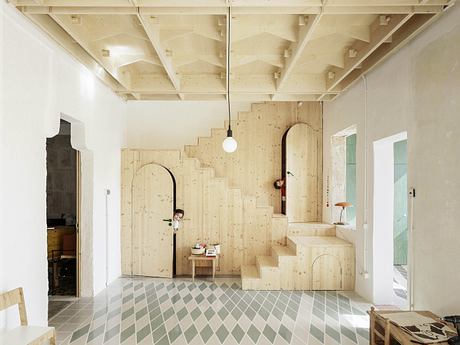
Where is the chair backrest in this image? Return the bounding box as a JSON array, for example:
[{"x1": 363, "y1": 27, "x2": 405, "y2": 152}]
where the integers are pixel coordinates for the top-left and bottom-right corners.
[{"x1": 0, "y1": 287, "x2": 28, "y2": 326}]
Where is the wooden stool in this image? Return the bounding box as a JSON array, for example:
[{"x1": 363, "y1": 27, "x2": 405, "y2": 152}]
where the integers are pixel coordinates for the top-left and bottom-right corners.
[{"x1": 188, "y1": 255, "x2": 219, "y2": 282}]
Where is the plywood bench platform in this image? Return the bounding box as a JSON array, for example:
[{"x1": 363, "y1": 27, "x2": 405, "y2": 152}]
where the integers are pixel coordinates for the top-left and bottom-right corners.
[{"x1": 242, "y1": 233, "x2": 355, "y2": 291}]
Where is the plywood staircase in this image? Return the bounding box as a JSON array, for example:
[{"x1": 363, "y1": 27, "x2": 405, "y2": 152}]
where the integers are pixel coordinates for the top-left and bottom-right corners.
[
  {"x1": 179, "y1": 155, "x2": 288, "y2": 274},
  {"x1": 178, "y1": 102, "x2": 354, "y2": 290},
  {"x1": 241, "y1": 223, "x2": 355, "y2": 291}
]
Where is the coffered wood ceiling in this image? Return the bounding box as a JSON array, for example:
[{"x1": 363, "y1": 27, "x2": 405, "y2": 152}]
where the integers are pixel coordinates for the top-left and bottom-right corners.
[{"x1": 12, "y1": 0, "x2": 455, "y2": 101}]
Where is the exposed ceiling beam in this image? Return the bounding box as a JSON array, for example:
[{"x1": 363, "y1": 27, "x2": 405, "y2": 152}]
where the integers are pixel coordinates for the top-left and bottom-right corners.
[
  {"x1": 137, "y1": 14, "x2": 184, "y2": 100},
  {"x1": 16, "y1": 0, "x2": 451, "y2": 7},
  {"x1": 49, "y1": 13, "x2": 135, "y2": 94},
  {"x1": 324, "y1": 12, "x2": 415, "y2": 93},
  {"x1": 19, "y1": 4, "x2": 447, "y2": 15},
  {"x1": 126, "y1": 74, "x2": 331, "y2": 94},
  {"x1": 24, "y1": 13, "x2": 129, "y2": 100},
  {"x1": 339, "y1": 13, "x2": 438, "y2": 91},
  {"x1": 317, "y1": 10, "x2": 443, "y2": 101},
  {"x1": 272, "y1": 13, "x2": 322, "y2": 100}
]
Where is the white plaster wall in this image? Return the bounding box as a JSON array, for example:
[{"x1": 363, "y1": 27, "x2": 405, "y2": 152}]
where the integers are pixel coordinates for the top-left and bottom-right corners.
[
  {"x1": 323, "y1": 4, "x2": 460, "y2": 315},
  {"x1": 125, "y1": 101, "x2": 251, "y2": 149},
  {"x1": 0, "y1": 3, "x2": 124, "y2": 327}
]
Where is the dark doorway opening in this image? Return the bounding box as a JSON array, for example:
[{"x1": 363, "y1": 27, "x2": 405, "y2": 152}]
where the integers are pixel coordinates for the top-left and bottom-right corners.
[{"x1": 46, "y1": 119, "x2": 79, "y2": 319}]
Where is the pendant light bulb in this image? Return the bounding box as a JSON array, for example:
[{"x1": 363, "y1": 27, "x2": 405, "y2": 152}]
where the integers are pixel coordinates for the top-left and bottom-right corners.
[{"x1": 223, "y1": 128, "x2": 237, "y2": 153}]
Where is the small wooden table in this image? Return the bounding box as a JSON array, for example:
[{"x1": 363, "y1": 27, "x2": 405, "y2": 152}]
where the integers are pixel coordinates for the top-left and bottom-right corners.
[
  {"x1": 369, "y1": 307, "x2": 456, "y2": 345},
  {"x1": 188, "y1": 255, "x2": 219, "y2": 282}
]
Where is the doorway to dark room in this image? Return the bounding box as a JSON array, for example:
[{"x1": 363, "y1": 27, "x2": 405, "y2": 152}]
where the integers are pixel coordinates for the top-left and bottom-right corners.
[{"x1": 46, "y1": 119, "x2": 80, "y2": 319}]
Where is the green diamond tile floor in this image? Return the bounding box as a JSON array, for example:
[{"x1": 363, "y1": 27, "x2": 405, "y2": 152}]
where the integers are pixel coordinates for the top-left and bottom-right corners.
[{"x1": 49, "y1": 277, "x2": 371, "y2": 345}]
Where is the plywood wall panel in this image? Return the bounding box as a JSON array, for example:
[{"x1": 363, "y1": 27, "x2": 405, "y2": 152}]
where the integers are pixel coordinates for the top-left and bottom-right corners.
[
  {"x1": 185, "y1": 102, "x2": 322, "y2": 215},
  {"x1": 122, "y1": 149, "x2": 275, "y2": 276},
  {"x1": 122, "y1": 101, "x2": 323, "y2": 277}
]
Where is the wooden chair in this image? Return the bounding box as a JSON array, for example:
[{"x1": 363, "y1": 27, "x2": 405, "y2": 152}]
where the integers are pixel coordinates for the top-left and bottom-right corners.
[
  {"x1": 370, "y1": 306, "x2": 391, "y2": 345},
  {"x1": 0, "y1": 287, "x2": 56, "y2": 345}
]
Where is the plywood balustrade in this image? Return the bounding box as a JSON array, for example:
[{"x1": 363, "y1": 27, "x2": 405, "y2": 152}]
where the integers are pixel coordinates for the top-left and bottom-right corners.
[
  {"x1": 121, "y1": 150, "x2": 280, "y2": 276},
  {"x1": 186, "y1": 101, "x2": 323, "y2": 216}
]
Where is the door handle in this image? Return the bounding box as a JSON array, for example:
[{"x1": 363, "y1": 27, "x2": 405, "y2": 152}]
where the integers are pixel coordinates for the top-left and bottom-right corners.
[{"x1": 162, "y1": 219, "x2": 172, "y2": 226}]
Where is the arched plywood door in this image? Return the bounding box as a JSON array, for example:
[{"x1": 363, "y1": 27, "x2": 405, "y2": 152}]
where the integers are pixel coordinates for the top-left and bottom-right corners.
[
  {"x1": 285, "y1": 123, "x2": 319, "y2": 222},
  {"x1": 312, "y1": 254, "x2": 343, "y2": 290},
  {"x1": 132, "y1": 164, "x2": 174, "y2": 278}
]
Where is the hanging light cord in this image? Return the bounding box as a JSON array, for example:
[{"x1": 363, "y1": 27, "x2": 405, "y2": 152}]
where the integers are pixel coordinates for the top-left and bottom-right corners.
[{"x1": 227, "y1": 6, "x2": 232, "y2": 134}]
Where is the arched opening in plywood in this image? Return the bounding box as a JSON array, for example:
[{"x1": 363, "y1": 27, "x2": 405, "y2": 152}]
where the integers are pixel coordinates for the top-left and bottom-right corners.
[
  {"x1": 130, "y1": 163, "x2": 175, "y2": 278},
  {"x1": 284, "y1": 123, "x2": 320, "y2": 222},
  {"x1": 311, "y1": 254, "x2": 343, "y2": 290}
]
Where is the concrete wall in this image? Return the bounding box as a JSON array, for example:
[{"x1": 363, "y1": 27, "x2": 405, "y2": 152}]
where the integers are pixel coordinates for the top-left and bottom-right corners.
[
  {"x1": 323, "y1": 4, "x2": 460, "y2": 315},
  {"x1": 125, "y1": 101, "x2": 251, "y2": 150},
  {"x1": 0, "y1": 3, "x2": 124, "y2": 328}
]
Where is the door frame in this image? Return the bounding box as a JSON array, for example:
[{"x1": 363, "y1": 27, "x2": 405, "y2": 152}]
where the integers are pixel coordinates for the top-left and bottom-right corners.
[{"x1": 76, "y1": 151, "x2": 81, "y2": 297}]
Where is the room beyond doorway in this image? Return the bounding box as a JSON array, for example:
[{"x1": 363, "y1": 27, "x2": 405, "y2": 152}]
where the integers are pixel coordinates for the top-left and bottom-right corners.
[
  {"x1": 373, "y1": 132, "x2": 409, "y2": 309},
  {"x1": 393, "y1": 139, "x2": 408, "y2": 308},
  {"x1": 46, "y1": 119, "x2": 80, "y2": 318}
]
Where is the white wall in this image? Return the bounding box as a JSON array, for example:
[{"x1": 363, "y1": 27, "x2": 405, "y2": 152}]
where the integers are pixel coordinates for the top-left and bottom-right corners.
[
  {"x1": 0, "y1": 2, "x2": 124, "y2": 327},
  {"x1": 323, "y1": 4, "x2": 460, "y2": 315},
  {"x1": 125, "y1": 101, "x2": 251, "y2": 149}
]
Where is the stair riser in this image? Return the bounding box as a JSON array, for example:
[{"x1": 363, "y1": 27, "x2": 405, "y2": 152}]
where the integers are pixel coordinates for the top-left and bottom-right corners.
[
  {"x1": 287, "y1": 237, "x2": 297, "y2": 253},
  {"x1": 274, "y1": 255, "x2": 296, "y2": 268}
]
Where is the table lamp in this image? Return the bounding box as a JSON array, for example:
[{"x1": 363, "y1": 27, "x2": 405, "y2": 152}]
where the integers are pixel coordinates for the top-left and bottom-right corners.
[{"x1": 334, "y1": 202, "x2": 353, "y2": 225}]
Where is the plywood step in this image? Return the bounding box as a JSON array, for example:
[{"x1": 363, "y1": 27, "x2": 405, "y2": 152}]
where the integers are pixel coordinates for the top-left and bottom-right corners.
[
  {"x1": 271, "y1": 245, "x2": 296, "y2": 267},
  {"x1": 272, "y1": 245, "x2": 296, "y2": 257},
  {"x1": 288, "y1": 222, "x2": 336, "y2": 237},
  {"x1": 241, "y1": 264, "x2": 281, "y2": 290},
  {"x1": 288, "y1": 235, "x2": 353, "y2": 249},
  {"x1": 272, "y1": 213, "x2": 288, "y2": 218},
  {"x1": 256, "y1": 255, "x2": 278, "y2": 273},
  {"x1": 241, "y1": 265, "x2": 259, "y2": 279}
]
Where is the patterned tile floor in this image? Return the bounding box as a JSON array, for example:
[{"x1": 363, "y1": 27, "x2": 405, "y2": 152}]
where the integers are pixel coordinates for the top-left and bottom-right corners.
[{"x1": 49, "y1": 277, "x2": 372, "y2": 345}]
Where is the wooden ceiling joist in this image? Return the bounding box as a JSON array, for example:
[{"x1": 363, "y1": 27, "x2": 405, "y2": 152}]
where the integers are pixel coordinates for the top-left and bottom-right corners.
[
  {"x1": 339, "y1": 13, "x2": 437, "y2": 91},
  {"x1": 324, "y1": 12, "x2": 415, "y2": 92},
  {"x1": 25, "y1": 13, "x2": 125, "y2": 93},
  {"x1": 137, "y1": 14, "x2": 184, "y2": 99},
  {"x1": 273, "y1": 13, "x2": 322, "y2": 98},
  {"x1": 14, "y1": 0, "x2": 453, "y2": 101},
  {"x1": 20, "y1": 4, "x2": 447, "y2": 15}
]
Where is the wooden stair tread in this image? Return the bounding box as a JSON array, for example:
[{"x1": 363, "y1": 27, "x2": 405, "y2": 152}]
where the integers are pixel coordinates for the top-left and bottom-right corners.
[
  {"x1": 272, "y1": 213, "x2": 288, "y2": 218},
  {"x1": 256, "y1": 255, "x2": 277, "y2": 268},
  {"x1": 241, "y1": 265, "x2": 260, "y2": 279},
  {"x1": 288, "y1": 235, "x2": 353, "y2": 247},
  {"x1": 272, "y1": 245, "x2": 296, "y2": 256},
  {"x1": 288, "y1": 222, "x2": 335, "y2": 228}
]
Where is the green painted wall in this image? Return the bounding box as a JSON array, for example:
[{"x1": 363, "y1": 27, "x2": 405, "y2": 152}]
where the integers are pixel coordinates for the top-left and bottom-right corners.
[
  {"x1": 394, "y1": 140, "x2": 408, "y2": 265},
  {"x1": 346, "y1": 134, "x2": 357, "y2": 226}
]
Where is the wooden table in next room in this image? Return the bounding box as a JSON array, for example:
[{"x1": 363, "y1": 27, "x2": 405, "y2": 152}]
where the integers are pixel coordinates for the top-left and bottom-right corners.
[{"x1": 188, "y1": 255, "x2": 219, "y2": 282}]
